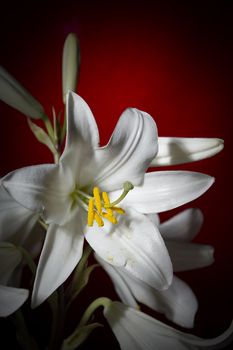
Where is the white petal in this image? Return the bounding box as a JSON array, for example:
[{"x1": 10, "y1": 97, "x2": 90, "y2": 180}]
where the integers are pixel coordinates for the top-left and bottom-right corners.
[
  {"x1": 146, "y1": 213, "x2": 160, "y2": 226},
  {"x1": 65, "y1": 92, "x2": 99, "y2": 148},
  {"x1": 124, "y1": 274, "x2": 198, "y2": 328},
  {"x1": 150, "y1": 137, "x2": 224, "y2": 166},
  {"x1": 0, "y1": 243, "x2": 22, "y2": 284},
  {"x1": 116, "y1": 171, "x2": 214, "y2": 213},
  {"x1": 166, "y1": 241, "x2": 214, "y2": 272},
  {"x1": 160, "y1": 208, "x2": 203, "y2": 241},
  {"x1": 95, "y1": 254, "x2": 138, "y2": 309},
  {"x1": 85, "y1": 208, "x2": 172, "y2": 291},
  {"x1": 60, "y1": 92, "x2": 100, "y2": 187},
  {"x1": 97, "y1": 254, "x2": 197, "y2": 328},
  {"x1": 32, "y1": 209, "x2": 85, "y2": 307},
  {"x1": 93, "y1": 108, "x2": 158, "y2": 191},
  {"x1": 2, "y1": 164, "x2": 73, "y2": 225},
  {"x1": 0, "y1": 186, "x2": 39, "y2": 245},
  {"x1": 104, "y1": 302, "x2": 233, "y2": 350},
  {"x1": 62, "y1": 34, "x2": 80, "y2": 103},
  {"x1": 0, "y1": 66, "x2": 44, "y2": 119},
  {"x1": 0, "y1": 285, "x2": 29, "y2": 317}
]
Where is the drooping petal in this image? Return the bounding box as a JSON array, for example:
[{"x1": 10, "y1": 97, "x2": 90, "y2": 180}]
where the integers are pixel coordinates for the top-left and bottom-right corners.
[
  {"x1": 93, "y1": 107, "x2": 158, "y2": 191},
  {"x1": 85, "y1": 208, "x2": 172, "y2": 291},
  {"x1": 97, "y1": 255, "x2": 197, "y2": 328},
  {"x1": 104, "y1": 301, "x2": 233, "y2": 350},
  {"x1": 128, "y1": 274, "x2": 198, "y2": 328},
  {"x1": 114, "y1": 171, "x2": 214, "y2": 213},
  {"x1": 150, "y1": 137, "x2": 224, "y2": 166},
  {"x1": 62, "y1": 34, "x2": 80, "y2": 103},
  {"x1": 0, "y1": 285, "x2": 29, "y2": 317},
  {"x1": 159, "y1": 208, "x2": 203, "y2": 241},
  {"x1": 166, "y1": 241, "x2": 214, "y2": 272},
  {"x1": 31, "y1": 208, "x2": 85, "y2": 307},
  {"x1": 0, "y1": 186, "x2": 39, "y2": 245},
  {"x1": 0, "y1": 66, "x2": 45, "y2": 119},
  {"x1": 2, "y1": 164, "x2": 73, "y2": 225},
  {"x1": 0, "y1": 243, "x2": 22, "y2": 284},
  {"x1": 95, "y1": 254, "x2": 138, "y2": 309}
]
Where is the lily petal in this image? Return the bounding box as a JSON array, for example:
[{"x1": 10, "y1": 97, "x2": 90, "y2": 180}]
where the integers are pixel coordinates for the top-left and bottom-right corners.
[
  {"x1": 115, "y1": 171, "x2": 214, "y2": 213},
  {"x1": 97, "y1": 255, "x2": 197, "y2": 328},
  {"x1": 0, "y1": 186, "x2": 39, "y2": 245},
  {"x1": 60, "y1": 92, "x2": 100, "y2": 187},
  {"x1": 93, "y1": 108, "x2": 158, "y2": 191},
  {"x1": 126, "y1": 274, "x2": 198, "y2": 328},
  {"x1": 85, "y1": 208, "x2": 172, "y2": 291},
  {"x1": 145, "y1": 213, "x2": 160, "y2": 227},
  {"x1": 95, "y1": 254, "x2": 138, "y2": 309},
  {"x1": 150, "y1": 137, "x2": 224, "y2": 166},
  {"x1": 0, "y1": 285, "x2": 29, "y2": 317},
  {"x1": 104, "y1": 301, "x2": 233, "y2": 350},
  {"x1": 166, "y1": 241, "x2": 214, "y2": 272},
  {"x1": 160, "y1": 208, "x2": 203, "y2": 241},
  {"x1": 0, "y1": 66, "x2": 44, "y2": 119},
  {"x1": 2, "y1": 164, "x2": 74, "y2": 225},
  {"x1": 31, "y1": 209, "x2": 85, "y2": 307}
]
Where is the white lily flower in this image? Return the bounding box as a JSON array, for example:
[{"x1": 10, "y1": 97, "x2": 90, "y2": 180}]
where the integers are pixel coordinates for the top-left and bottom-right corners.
[
  {"x1": 104, "y1": 301, "x2": 233, "y2": 350},
  {"x1": 0, "y1": 243, "x2": 29, "y2": 317},
  {"x1": 62, "y1": 33, "x2": 80, "y2": 103},
  {"x1": 2, "y1": 92, "x2": 214, "y2": 307},
  {"x1": 0, "y1": 66, "x2": 45, "y2": 119},
  {"x1": 96, "y1": 208, "x2": 214, "y2": 328},
  {"x1": 150, "y1": 137, "x2": 224, "y2": 166}
]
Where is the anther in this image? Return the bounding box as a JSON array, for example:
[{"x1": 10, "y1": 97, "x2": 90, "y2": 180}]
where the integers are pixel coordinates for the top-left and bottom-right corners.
[
  {"x1": 87, "y1": 198, "x2": 94, "y2": 226},
  {"x1": 94, "y1": 212, "x2": 104, "y2": 227},
  {"x1": 93, "y1": 187, "x2": 102, "y2": 214}
]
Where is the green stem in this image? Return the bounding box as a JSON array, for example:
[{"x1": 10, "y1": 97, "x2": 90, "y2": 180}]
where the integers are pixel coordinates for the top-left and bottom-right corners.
[
  {"x1": 17, "y1": 246, "x2": 36, "y2": 276},
  {"x1": 65, "y1": 246, "x2": 93, "y2": 311},
  {"x1": 53, "y1": 150, "x2": 60, "y2": 164},
  {"x1": 48, "y1": 287, "x2": 65, "y2": 350},
  {"x1": 12, "y1": 310, "x2": 39, "y2": 350},
  {"x1": 78, "y1": 297, "x2": 111, "y2": 328}
]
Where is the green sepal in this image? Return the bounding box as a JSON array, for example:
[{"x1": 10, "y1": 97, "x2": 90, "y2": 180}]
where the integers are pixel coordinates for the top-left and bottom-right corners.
[{"x1": 61, "y1": 323, "x2": 103, "y2": 350}]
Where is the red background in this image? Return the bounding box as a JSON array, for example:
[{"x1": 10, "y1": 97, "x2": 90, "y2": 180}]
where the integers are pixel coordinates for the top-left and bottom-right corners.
[{"x1": 0, "y1": 1, "x2": 233, "y2": 348}]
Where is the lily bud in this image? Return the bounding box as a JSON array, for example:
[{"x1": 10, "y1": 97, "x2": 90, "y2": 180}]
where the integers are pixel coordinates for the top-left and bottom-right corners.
[
  {"x1": 62, "y1": 33, "x2": 80, "y2": 103},
  {"x1": 0, "y1": 66, "x2": 45, "y2": 119}
]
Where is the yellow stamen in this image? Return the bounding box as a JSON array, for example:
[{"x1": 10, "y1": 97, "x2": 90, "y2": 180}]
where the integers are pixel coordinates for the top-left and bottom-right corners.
[
  {"x1": 93, "y1": 187, "x2": 102, "y2": 214},
  {"x1": 111, "y1": 207, "x2": 125, "y2": 215},
  {"x1": 102, "y1": 192, "x2": 113, "y2": 216},
  {"x1": 87, "y1": 182, "x2": 133, "y2": 227},
  {"x1": 87, "y1": 198, "x2": 94, "y2": 226},
  {"x1": 94, "y1": 212, "x2": 104, "y2": 227},
  {"x1": 103, "y1": 213, "x2": 117, "y2": 224}
]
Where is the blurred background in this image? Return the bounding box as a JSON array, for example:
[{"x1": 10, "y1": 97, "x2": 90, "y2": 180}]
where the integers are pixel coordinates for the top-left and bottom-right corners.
[{"x1": 0, "y1": 1, "x2": 232, "y2": 348}]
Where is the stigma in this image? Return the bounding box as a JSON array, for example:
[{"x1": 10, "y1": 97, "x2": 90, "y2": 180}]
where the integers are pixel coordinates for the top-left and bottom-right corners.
[{"x1": 87, "y1": 182, "x2": 134, "y2": 227}]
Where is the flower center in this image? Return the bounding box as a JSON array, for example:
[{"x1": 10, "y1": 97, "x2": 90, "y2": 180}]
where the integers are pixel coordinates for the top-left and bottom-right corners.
[{"x1": 70, "y1": 182, "x2": 134, "y2": 227}]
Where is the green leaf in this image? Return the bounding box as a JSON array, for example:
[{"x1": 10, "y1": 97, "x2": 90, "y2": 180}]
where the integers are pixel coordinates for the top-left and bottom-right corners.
[
  {"x1": 27, "y1": 118, "x2": 56, "y2": 154},
  {"x1": 0, "y1": 66, "x2": 45, "y2": 119},
  {"x1": 62, "y1": 323, "x2": 103, "y2": 350}
]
